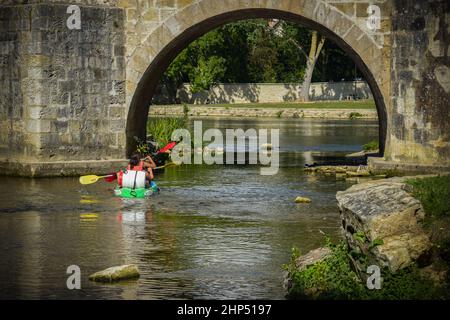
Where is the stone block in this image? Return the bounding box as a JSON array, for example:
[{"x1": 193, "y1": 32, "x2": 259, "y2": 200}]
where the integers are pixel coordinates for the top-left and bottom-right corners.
[
  {"x1": 337, "y1": 178, "x2": 432, "y2": 272},
  {"x1": 51, "y1": 92, "x2": 69, "y2": 105},
  {"x1": 113, "y1": 45, "x2": 125, "y2": 56},
  {"x1": 26, "y1": 119, "x2": 51, "y2": 133},
  {"x1": 118, "y1": 0, "x2": 137, "y2": 8},
  {"x1": 177, "y1": 0, "x2": 195, "y2": 8},
  {"x1": 180, "y1": 2, "x2": 207, "y2": 25},
  {"x1": 142, "y1": 8, "x2": 159, "y2": 22},
  {"x1": 331, "y1": 2, "x2": 355, "y2": 17},
  {"x1": 52, "y1": 120, "x2": 69, "y2": 134},
  {"x1": 155, "y1": 0, "x2": 176, "y2": 8},
  {"x1": 108, "y1": 105, "x2": 125, "y2": 119},
  {"x1": 28, "y1": 106, "x2": 58, "y2": 120},
  {"x1": 164, "y1": 15, "x2": 185, "y2": 36},
  {"x1": 109, "y1": 119, "x2": 125, "y2": 132}
]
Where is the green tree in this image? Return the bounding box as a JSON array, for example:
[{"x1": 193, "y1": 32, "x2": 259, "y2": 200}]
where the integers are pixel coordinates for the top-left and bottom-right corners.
[
  {"x1": 156, "y1": 18, "x2": 363, "y2": 103},
  {"x1": 247, "y1": 25, "x2": 278, "y2": 82},
  {"x1": 189, "y1": 56, "x2": 227, "y2": 93},
  {"x1": 269, "y1": 20, "x2": 325, "y2": 101}
]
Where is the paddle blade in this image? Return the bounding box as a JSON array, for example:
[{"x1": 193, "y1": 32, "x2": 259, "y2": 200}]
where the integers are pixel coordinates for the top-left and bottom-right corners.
[
  {"x1": 79, "y1": 175, "x2": 100, "y2": 185},
  {"x1": 157, "y1": 141, "x2": 177, "y2": 154}
]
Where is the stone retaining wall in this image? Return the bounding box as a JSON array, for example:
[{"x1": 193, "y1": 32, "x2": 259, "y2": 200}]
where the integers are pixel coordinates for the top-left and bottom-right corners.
[
  {"x1": 154, "y1": 81, "x2": 373, "y2": 104},
  {"x1": 149, "y1": 105, "x2": 378, "y2": 119}
]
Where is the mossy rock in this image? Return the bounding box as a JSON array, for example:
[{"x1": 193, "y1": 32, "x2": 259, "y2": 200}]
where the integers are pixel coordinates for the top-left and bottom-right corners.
[
  {"x1": 295, "y1": 196, "x2": 311, "y2": 203},
  {"x1": 89, "y1": 264, "x2": 140, "y2": 283}
]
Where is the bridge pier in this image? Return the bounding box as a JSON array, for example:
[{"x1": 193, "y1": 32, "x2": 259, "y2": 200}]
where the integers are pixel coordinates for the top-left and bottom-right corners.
[
  {"x1": 0, "y1": 0, "x2": 448, "y2": 177},
  {"x1": 0, "y1": 3, "x2": 127, "y2": 176}
]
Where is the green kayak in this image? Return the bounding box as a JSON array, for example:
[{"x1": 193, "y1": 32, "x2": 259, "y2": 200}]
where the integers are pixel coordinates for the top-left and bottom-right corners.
[{"x1": 114, "y1": 181, "x2": 159, "y2": 199}]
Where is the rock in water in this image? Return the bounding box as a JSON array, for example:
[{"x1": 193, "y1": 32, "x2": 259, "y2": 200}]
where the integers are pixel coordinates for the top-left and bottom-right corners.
[
  {"x1": 336, "y1": 178, "x2": 432, "y2": 273},
  {"x1": 295, "y1": 196, "x2": 311, "y2": 203},
  {"x1": 89, "y1": 264, "x2": 140, "y2": 282}
]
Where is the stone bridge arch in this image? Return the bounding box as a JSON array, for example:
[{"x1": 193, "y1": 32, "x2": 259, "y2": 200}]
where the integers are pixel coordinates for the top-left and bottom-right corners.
[
  {"x1": 0, "y1": 0, "x2": 448, "y2": 176},
  {"x1": 124, "y1": 0, "x2": 391, "y2": 157}
]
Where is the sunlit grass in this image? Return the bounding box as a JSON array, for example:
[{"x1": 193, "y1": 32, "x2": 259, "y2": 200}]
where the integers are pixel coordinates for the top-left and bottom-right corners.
[{"x1": 406, "y1": 175, "x2": 450, "y2": 218}]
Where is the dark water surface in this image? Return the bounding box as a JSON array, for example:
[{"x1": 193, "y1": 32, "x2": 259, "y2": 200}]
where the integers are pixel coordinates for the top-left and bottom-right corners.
[{"x1": 0, "y1": 118, "x2": 378, "y2": 299}]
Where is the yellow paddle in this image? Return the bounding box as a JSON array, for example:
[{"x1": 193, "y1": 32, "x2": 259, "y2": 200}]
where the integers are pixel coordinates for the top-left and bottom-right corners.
[
  {"x1": 155, "y1": 162, "x2": 179, "y2": 170},
  {"x1": 79, "y1": 174, "x2": 115, "y2": 185}
]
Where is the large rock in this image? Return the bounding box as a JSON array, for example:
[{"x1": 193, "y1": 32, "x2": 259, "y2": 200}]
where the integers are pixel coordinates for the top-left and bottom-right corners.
[
  {"x1": 336, "y1": 178, "x2": 432, "y2": 273},
  {"x1": 283, "y1": 247, "x2": 331, "y2": 293},
  {"x1": 294, "y1": 247, "x2": 332, "y2": 271},
  {"x1": 89, "y1": 264, "x2": 140, "y2": 283}
]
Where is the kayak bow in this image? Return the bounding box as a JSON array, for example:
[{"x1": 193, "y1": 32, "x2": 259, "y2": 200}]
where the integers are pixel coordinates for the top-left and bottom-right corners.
[{"x1": 114, "y1": 181, "x2": 159, "y2": 199}]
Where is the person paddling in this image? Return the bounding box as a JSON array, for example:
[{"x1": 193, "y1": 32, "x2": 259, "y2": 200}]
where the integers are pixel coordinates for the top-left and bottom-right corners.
[
  {"x1": 128, "y1": 153, "x2": 154, "y2": 187},
  {"x1": 142, "y1": 154, "x2": 157, "y2": 170}
]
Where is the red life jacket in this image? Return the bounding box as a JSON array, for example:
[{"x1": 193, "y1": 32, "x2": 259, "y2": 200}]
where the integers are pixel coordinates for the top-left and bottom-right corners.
[
  {"x1": 127, "y1": 160, "x2": 144, "y2": 171},
  {"x1": 117, "y1": 171, "x2": 123, "y2": 187},
  {"x1": 118, "y1": 161, "x2": 145, "y2": 188}
]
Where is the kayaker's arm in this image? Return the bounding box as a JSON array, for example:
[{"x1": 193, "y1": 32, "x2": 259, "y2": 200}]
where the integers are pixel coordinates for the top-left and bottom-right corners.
[
  {"x1": 143, "y1": 155, "x2": 157, "y2": 169},
  {"x1": 146, "y1": 167, "x2": 154, "y2": 181}
]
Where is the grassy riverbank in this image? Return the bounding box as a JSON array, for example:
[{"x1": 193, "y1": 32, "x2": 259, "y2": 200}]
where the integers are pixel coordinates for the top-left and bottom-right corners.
[
  {"x1": 160, "y1": 100, "x2": 376, "y2": 109},
  {"x1": 406, "y1": 175, "x2": 450, "y2": 219},
  {"x1": 150, "y1": 100, "x2": 378, "y2": 119}
]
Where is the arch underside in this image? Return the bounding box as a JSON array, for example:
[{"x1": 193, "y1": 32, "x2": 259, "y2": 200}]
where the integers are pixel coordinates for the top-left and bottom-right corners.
[{"x1": 126, "y1": 8, "x2": 388, "y2": 157}]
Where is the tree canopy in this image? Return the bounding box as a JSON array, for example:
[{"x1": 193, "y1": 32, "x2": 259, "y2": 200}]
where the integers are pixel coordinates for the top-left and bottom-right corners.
[{"x1": 154, "y1": 19, "x2": 363, "y2": 101}]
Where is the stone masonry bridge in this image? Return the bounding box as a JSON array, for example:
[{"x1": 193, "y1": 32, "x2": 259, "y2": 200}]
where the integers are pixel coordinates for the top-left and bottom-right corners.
[{"x1": 0, "y1": 0, "x2": 449, "y2": 176}]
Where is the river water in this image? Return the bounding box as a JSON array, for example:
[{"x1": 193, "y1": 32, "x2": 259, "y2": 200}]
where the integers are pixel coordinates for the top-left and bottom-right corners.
[{"x1": 0, "y1": 117, "x2": 378, "y2": 299}]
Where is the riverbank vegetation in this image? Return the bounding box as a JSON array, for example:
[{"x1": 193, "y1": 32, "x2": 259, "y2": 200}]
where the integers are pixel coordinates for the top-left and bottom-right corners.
[
  {"x1": 406, "y1": 175, "x2": 450, "y2": 279},
  {"x1": 349, "y1": 111, "x2": 363, "y2": 119},
  {"x1": 284, "y1": 239, "x2": 450, "y2": 300},
  {"x1": 362, "y1": 140, "x2": 379, "y2": 151},
  {"x1": 406, "y1": 175, "x2": 450, "y2": 219},
  {"x1": 146, "y1": 116, "x2": 188, "y2": 148}
]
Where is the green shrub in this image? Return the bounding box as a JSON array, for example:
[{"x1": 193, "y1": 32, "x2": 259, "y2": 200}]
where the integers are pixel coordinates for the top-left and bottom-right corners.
[
  {"x1": 368, "y1": 266, "x2": 448, "y2": 300},
  {"x1": 182, "y1": 104, "x2": 190, "y2": 117},
  {"x1": 362, "y1": 140, "x2": 379, "y2": 151},
  {"x1": 134, "y1": 136, "x2": 149, "y2": 155},
  {"x1": 405, "y1": 175, "x2": 450, "y2": 218},
  {"x1": 147, "y1": 117, "x2": 187, "y2": 148},
  {"x1": 349, "y1": 112, "x2": 363, "y2": 119},
  {"x1": 283, "y1": 241, "x2": 366, "y2": 299}
]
